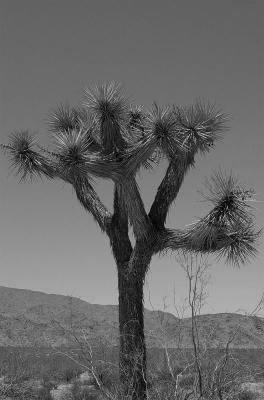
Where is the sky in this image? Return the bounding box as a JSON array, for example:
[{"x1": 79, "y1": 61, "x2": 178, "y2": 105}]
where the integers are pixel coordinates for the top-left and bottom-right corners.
[{"x1": 0, "y1": 0, "x2": 263, "y2": 317}]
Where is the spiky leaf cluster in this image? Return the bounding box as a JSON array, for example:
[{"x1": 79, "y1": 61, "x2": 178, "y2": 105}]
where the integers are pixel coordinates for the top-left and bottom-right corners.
[
  {"x1": 48, "y1": 105, "x2": 89, "y2": 133},
  {"x1": 175, "y1": 100, "x2": 227, "y2": 154},
  {"x1": 1, "y1": 131, "x2": 55, "y2": 181},
  {"x1": 182, "y1": 172, "x2": 261, "y2": 265},
  {"x1": 84, "y1": 82, "x2": 129, "y2": 154},
  {"x1": 52, "y1": 129, "x2": 94, "y2": 181},
  {"x1": 127, "y1": 106, "x2": 146, "y2": 135},
  {"x1": 122, "y1": 100, "x2": 227, "y2": 177},
  {"x1": 146, "y1": 104, "x2": 181, "y2": 159}
]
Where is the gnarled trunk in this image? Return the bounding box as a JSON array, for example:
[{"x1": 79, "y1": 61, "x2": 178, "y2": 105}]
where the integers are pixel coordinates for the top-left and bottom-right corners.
[{"x1": 118, "y1": 267, "x2": 147, "y2": 399}]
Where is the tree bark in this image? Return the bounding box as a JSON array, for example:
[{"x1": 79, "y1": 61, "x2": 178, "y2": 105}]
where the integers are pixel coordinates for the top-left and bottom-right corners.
[{"x1": 118, "y1": 266, "x2": 147, "y2": 400}]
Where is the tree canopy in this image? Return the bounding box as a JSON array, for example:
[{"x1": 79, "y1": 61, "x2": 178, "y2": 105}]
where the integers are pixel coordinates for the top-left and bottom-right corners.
[{"x1": 1, "y1": 82, "x2": 261, "y2": 266}]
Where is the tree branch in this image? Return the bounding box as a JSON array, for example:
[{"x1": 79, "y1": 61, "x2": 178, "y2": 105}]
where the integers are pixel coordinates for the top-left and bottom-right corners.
[
  {"x1": 148, "y1": 101, "x2": 226, "y2": 230},
  {"x1": 74, "y1": 177, "x2": 112, "y2": 232},
  {"x1": 158, "y1": 172, "x2": 261, "y2": 265},
  {"x1": 119, "y1": 177, "x2": 153, "y2": 241},
  {"x1": 159, "y1": 216, "x2": 260, "y2": 266},
  {"x1": 149, "y1": 155, "x2": 194, "y2": 229},
  {"x1": 1, "y1": 133, "x2": 58, "y2": 181},
  {"x1": 1, "y1": 132, "x2": 114, "y2": 233}
]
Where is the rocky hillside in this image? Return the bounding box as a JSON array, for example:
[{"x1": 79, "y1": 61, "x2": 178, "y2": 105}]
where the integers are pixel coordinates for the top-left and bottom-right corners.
[{"x1": 0, "y1": 286, "x2": 263, "y2": 348}]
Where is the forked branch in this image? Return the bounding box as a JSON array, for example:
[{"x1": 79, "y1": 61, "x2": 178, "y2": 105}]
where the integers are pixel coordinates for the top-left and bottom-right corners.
[{"x1": 148, "y1": 101, "x2": 227, "y2": 230}]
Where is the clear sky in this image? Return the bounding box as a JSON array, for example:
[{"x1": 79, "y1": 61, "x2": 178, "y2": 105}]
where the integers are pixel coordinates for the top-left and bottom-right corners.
[{"x1": 0, "y1": 0, "x2": 263, "y2": 316}]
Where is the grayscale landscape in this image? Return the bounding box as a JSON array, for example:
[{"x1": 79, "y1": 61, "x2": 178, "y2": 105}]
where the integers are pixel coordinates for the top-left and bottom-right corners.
[
  {"x1": 0, "y1": 286, "x2": 264, "y2": 349},
  {"x1": 1, "y1": 286, "x2": 264, "y2": 399},
  {"x1": 1, "y1": 0, "x2": 263, "y2": 399}
]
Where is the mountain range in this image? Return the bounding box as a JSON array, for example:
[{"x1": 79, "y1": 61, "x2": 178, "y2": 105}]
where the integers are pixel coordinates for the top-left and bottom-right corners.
[{"x1": 0, "y1": 286, "x2": 264, "y2": 349}]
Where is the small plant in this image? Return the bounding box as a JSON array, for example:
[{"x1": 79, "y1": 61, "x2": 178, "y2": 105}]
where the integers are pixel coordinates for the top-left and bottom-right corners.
[
  {"x1": 37, "y1": 386, "x2": 53, "y2": 400},
  {"x1": 94, "y1": 365, "x2": 119, "y2": 390},
  {"x1": 41, "y1": 374, "x2": 57, "y2": 391},
  {"x1": 239, "y1": 389, "x2": 258, "y2": 400},
  {"x1": 178, "y1": 373, "x2": 195, "y2": 389},
  {"x1": 0, "y1": 381, "x2": 36, "y2": 399},
  {"x1": 62, "y1": 367, "x2": 82, "y2": 383},
  {"x1": 71, "y1": 381, "x2": 98, "y2": 400}
]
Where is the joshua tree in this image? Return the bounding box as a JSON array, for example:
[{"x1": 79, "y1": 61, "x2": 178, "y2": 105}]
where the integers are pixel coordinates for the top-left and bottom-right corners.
[{"x1": 1, "y1": 83, "x2": 260, "y2": 399}]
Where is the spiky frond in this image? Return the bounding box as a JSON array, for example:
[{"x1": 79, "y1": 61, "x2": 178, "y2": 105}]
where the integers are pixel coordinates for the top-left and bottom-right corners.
[
  {"x1": 216, "y1": 221, "x2": 260, "y2": 265},
  {"x1": 162, "y1": 219, "x2": 260, "y2": 266},
  {"x1": 146, "y1": 103, "x2": 182, "y2": 160},
  {"x1": 48, "y1": 104, "x2": 90, "y2": 133},
  {"x1": 127, "y1": 106, "x2": 146, "y2": 135},
  {"x1": 126, "y1": 105, "x2": 164, "y2": 170},
  {"x1": 122, "y1": 102, "x2": 194, "y2": 176},
  {"x1": 84, "y1": 83, "x2": 129, "y2": 154},
  {"x1": 161, "y1": 172, "x2": 261, "y2": 265},
  {"x1": 174, "y1": 100, "x2": 227, "y2": 154},
  {"x1": 1, "y1": 131, "x2": 55, "y2": 181},
  {"x1": 121, "y1": 104, "x2": 178, "y2": 175},
  {"x1": 52, "y1": 129, "x2": 123, "y2": 182},
  {"x1": 84, "y1": 82, "x2": 128, "y2": 122},
  {"x1": 201, "y1": 171, "x2": 254, "y2": 226},
  {"x1": 53, "y1": 129, "x2": 94, "y2": 181}
]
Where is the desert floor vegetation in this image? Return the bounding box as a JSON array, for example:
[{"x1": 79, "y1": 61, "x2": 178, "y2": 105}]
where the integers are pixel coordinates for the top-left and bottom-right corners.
[
  {"x1": 0, "y1": 345, "x2": 264, "y2": 399},
  {"x1": 1, "y1": 257, "x2": 264, "y2": 399}
]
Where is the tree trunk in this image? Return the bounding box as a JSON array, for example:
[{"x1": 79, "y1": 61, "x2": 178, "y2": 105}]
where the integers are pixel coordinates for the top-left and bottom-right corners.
[
  {"x1": 118, "y1": 267, "x2": 147, "y2": 400},
  {"x1": 109, "y1": 200, "x2": 154, "y2": 399}
]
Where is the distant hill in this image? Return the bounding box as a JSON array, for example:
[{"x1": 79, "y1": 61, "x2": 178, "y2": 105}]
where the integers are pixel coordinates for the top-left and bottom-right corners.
[{"x1": 0, "y1": 286, "x2": 264, "y2": 348}]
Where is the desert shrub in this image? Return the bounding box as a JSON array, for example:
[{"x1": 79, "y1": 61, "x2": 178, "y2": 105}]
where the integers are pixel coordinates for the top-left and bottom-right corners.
[
  {"x1": 0, "y1": 380, "x2": 37, "y2": 399},
  {"x1": 178, "y1": 373, "x2": 195, "y2": 389},
  {"x1": 93, "y1": 363, "x2": 119, "y2": 390},
  {"x1": 146, "y1": 382, "x2": 177, "y2": 400},
  {"x1": 1, "y1": 351, "x2": 34, "y2": 383},
  {"x1": 71, "y1": 381, "x2": 98, "y2": 400},
  {"x1": 151, "y1": 363, "x2": 183, "y2": 384},
  {"x1": 37, "y1": 386, "x2": 53, "y2": 400},
  {"x1": 41, "y1": 373, "x2": 57, "y2": 391},
  {"x1": 238, "y1": 390, "x2": 258, "y2": 400},
  {"x1": 62, "y1": 366, "x2": 82, "y2": 383}
]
